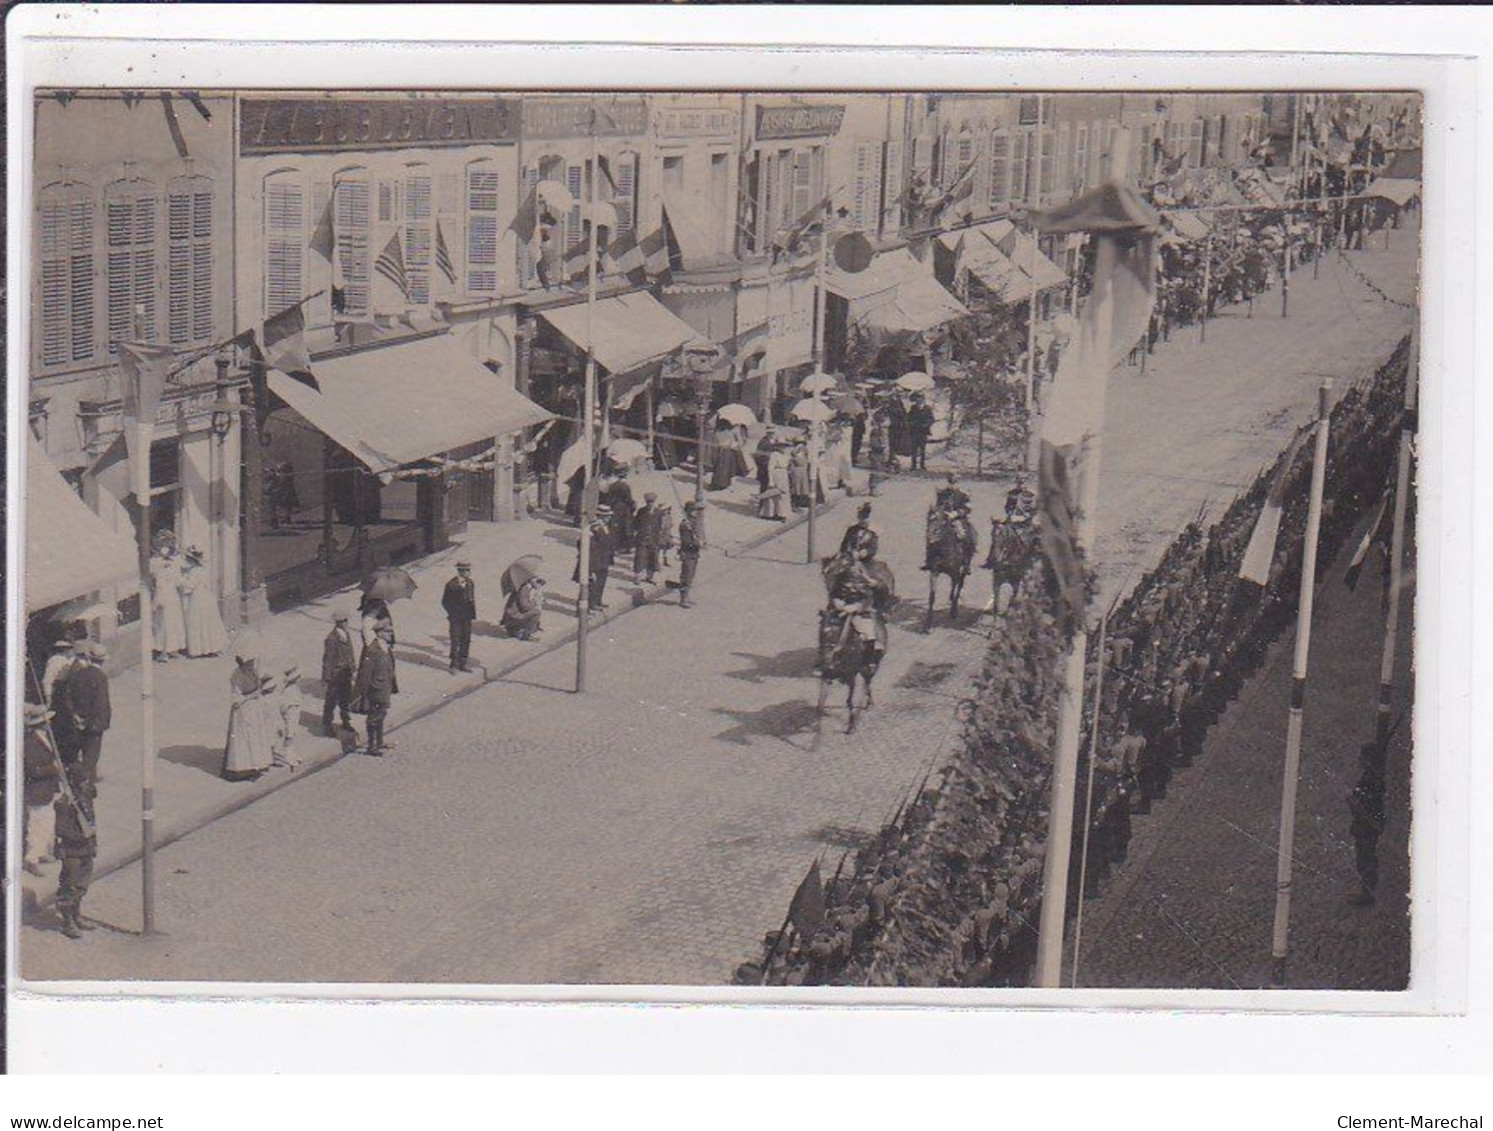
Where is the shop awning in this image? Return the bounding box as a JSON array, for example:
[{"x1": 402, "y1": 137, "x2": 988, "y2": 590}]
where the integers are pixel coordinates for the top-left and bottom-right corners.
[
  {"x1": 825, "y1": 247, "x2": 925, "y2": 302},
  {"x1": 855, "y1": 273, "x2": 969, "y2": 334},
  {"x1": 996, "y1": 229, "x2": 1068, "y2": 291},
  {"x1": 934, "y1": 217, "x2": 1016, "y2": 255},
  {"x1": 1163, "y1": 210, "x2": 1213, "y2": 242},
  {"x1": 1364, "y1": 177, "x2": 1420, "y2": 207},
  {"x1": 268, "y1": 334, "x2": 554, "y2": 474},
  {"x1": 540, "y1": 291, "x2": 697, "y2": 376},
  {"x1": 26, "y1": 436, "x2": 138, "y2": 612}
]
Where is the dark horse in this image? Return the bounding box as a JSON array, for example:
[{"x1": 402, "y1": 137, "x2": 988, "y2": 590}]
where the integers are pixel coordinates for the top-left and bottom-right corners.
[
  {"x1": 817, "y1": 556, "x2": 896, "y2": 735},
  {"x1": 924, "y1": 510, "x2": 975, "y2": 632}
]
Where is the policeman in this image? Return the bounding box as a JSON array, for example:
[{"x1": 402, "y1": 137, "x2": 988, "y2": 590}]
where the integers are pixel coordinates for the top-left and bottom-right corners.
[
  {"x1": 441, "y1": 561, "x2": 476, "y2": 673},
  {"x1": 677, "y1": 500, "x2": 704, "y2": 609}
]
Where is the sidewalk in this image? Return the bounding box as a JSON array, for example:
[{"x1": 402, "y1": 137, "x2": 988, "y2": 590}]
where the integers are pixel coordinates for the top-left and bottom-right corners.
[{"x1": 22, "y1": 459, "x2": 863, "y2": 906}]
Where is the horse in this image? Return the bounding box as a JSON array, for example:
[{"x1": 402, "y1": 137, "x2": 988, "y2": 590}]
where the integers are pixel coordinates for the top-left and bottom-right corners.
[
  {"x1": 924, "y1": 511, "x2": 975, "y2": 632},
  {"x1": 817, "y1": 556, "x2": 896, "y2": 735}
]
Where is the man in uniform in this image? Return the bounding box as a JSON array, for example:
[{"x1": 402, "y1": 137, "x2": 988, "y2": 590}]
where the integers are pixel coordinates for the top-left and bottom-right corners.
[
  {"x1": 633, "y1": 492, "x2": 664, "y2": 584},
  {"x1": 57, "y1": 641, "x2": 110, "y2": 784},
  {"x1": 837, "y1": 502, "x2": 880, "y2": 563},
  {"x1": 1005, "y1": 472, "x2": 1036, "y2": 519},
  {"x1": 677, "y1": 500, "x2": 704, "y2": 609},
  {"x1": 984, "y1": 497, "x2": 1037, "y2": 615},
  {"x1": 574, "y1": 505, "x2": 615, "y2": 614},
  {"x1": 819, "y1": 554, "x2": 892, "y2": 674},
  {"x1": 353, "y1": 624, "x2": 398, "y2": 757},
  {"x1": 321, "y1": 607, "x2": 358, "y2": 740},
  {"x1": 925, "y1": 473, "x2": 976, "y2": 572},
  {"x1": 441, "y1": 560, "x2": 477, "y2": 672}
]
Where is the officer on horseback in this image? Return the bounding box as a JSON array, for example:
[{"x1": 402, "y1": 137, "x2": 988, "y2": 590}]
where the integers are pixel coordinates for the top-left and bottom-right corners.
[
  {"x1": 819, "y1": 553, "x2": 892, "y2": 674},
  {"x1": 1005, "y1": 471, "x2": 1036, "y2": 519},
  {"x1": 924, "y1": 473, "x2": 976, "y2": 572},
  {"x1": 986, "y1": 487, "x2": 1038, "y2": 615},
  {"x1": 837, "y1": 501, "x2": 880, "y2": 563}
]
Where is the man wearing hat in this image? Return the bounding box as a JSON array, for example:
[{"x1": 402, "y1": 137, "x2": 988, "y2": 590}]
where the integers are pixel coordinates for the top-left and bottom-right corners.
[
  {"x1": 907, "y1": 392, "x2": 935, "y2": 471},
  {"x1": 1005, "y1": 472, "x2": 1036, "y2": 519},
  {"x1": 23, "y1": 703, "x2": 61, "y2": 876},
  {"x1": 353, "y1": 624, "x2": 398, "y2": 757},
  {"x1": 53, "y1": 752, "x2": 98, "y2": 939},
  {"x1": 573, "y1": 506, "x2": 616, "y2": 613},
  {"x1": 441, "y1": 560, "x2": 477, "y2": 673},
  {"x1": 56, "y1": 641, "x2": 111, "y2": 784},
  {"x1": 633, "y1": 492, "x2": 664, "y2": 585},
  {"x1": 321, "y1": 607, "x2": 358, "y2": 740},
  {"x1": 42, "y1": 634, "x2": 79, "y2": 707},
  {"x1": 677, "y1": 500, "x2": 705, "y2": 609}
]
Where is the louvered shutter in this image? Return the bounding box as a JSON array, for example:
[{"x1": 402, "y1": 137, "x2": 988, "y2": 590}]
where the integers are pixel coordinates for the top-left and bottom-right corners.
[
  {"x1": 791, "y1": 150, "x2": 813, "y2": 221},
  {"x1": 956, "y1": 133, "x2": 974, "y2": 187},
  {"x1": 1074, "y1": 127, "x2": 1089, "y2": 193},
  {"x1": 404, "y1": 171, "x2": 432, "y2": 305},
  {"x1": 519, "y1": 165, "x2": 539, "y2": 288},
  {"x1": 1011, "y1": 133, "x2": 1029, "y2": 202},
  {"x1": 465, "y1": 163, "x2": 500, "y2": 295},
  {"x1": 987, "y1": 132, "x2": 1009, "y2": 207},
  {"x1": 167, "y1": 189, "x2": 192, "y2": 344},
  {"x1": 613, "y1": 153, "x2": 637, "y2": 237},
  {"x1": 335, "y1": 177, "x2": 371, "y2": 316},
  {"x1": 565, "y1": 162, "x2": 584, "y2": 251},
  {"x1": 38, "y1": 192, "x2": 77, "y2": 366},
  {"x1": 264, "y1": 175, "x2": 305, "y2": 318},
  {"x1": 69, "y1": 195, "x2": 94, "y2": 361},
  {"x1": 881, "y1": 140, "x2": 902, "y2": 234},
  {"x1": 758, "y1": 151, "x2": 778, "y2": 249},
  {"x1": 106, "y1": 186, "x2": 157, "y2": 349},
  {"x1": 851, "y1": 142, "x2": 872, "y2": 230},
  {"x1": 912, "y1": 134, "x2": 933, "y2": 178},
  {"x1": 192, "y1": 186, "x2": 213, "y2": 340}
]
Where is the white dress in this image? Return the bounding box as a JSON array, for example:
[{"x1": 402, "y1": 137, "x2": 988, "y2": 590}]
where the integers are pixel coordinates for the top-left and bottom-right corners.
[
  {"x1": 180, "y1": 562, "x2": 230, "y2": 657},
  {"x1": 151, "y1": 553, "x2": 189, "y2": 654}
]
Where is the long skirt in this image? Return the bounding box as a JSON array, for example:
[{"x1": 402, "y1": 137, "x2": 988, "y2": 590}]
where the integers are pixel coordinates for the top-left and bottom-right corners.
[
  {"x1": 183, "y1": 587, "x2": 230, "y2": 657},
  {"x1": 223, "y1": 695, "x2": 275, "y2": 778},
  {"x1": 709, "y1": 446, "x2": 740, "y2": 490},
  {"x1": 153, "y1": 592, "x2": 188, "y2": 654}
]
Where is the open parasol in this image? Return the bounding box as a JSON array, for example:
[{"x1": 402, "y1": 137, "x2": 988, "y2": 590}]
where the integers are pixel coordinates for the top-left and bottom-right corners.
[
  {"x1": 791, "y1": 398, "x2": 836, "y2": 424},
  {"x1": 605, "y1": 438, "x2": 648, "y2": 463},
  {"x1": 895, "y1": 371, "x2": 936, "y2": 393},
  {"x1": 714, "y1": 403, "x2": 757, "y2": 427},
  {"x1": 799, "y1": 371, "x2": 838, "y2": 395},
  {"x1": 830, "y1": 394, "x2": 867, "y2": 416},
  {"x1": 362, "y1": 566, "x2": 417, "y2": 603},
  {"x1": 501, "y1": 554, "x2": 545, "y2": 598}
]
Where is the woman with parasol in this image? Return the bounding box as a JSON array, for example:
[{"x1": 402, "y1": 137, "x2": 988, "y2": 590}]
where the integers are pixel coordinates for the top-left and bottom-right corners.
[
  {"x1": 500, "y1": 555, "x2": 546, "y2": 641},
  {"x1": 222, "y1": 646, "x2": 275, "y2": 781},
  {"x1": 359, "y1": 566, "x2": 416, "y2": 650}
]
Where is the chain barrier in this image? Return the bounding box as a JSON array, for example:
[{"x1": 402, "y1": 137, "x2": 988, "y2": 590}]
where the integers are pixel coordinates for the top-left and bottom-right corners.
[{"x1": 1335, "y1": 248, "x2": 1416, "y2": 310}]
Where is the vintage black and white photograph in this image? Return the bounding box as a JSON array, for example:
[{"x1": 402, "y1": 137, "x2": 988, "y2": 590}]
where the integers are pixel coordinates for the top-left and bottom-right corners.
[{"x1": 15, "y1": 85, "x2": 1420, "y2": 993}]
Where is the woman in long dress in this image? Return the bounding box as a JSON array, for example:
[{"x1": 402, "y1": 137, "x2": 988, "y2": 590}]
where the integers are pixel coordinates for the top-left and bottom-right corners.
[
  {"x1": 501, "y1": 577, "x2": 546, "y2": 640},
  {"x1": 179, "y1": 547, "x2": 229, "y2": 657},
  {"x1": 709, "y1": 421, "x2": 740, "y2": 491},
  {"x1": 222, "y1": 653, "x2": 275, "y2": 780},
  {"x1": 150, "y1": 535, "x2": 189, "y2": 660}
]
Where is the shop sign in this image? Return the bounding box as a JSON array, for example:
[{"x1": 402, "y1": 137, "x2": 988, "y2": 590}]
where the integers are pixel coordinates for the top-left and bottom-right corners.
[
  {"x1": 523, "y1": 97, "x2": 648, "y2": 140},
  {"x1": 241, "y1": 98, "x2": 520, "y2": 154},
  {"x1": 755, "y1": 104, "x2": 846, "y2": 141},
  {"x1": 654, "y1": 107, "x2": 739, "y2": 139}
]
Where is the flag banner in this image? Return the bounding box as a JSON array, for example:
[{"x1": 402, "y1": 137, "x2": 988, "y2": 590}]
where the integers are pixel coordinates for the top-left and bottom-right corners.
[
  {"x1": 605, "y1": 228, "x2": 648, "y2": 286},
  {"x1": 1239, "y1": 422, "x2": 1318, "y2": 585},
  {"x1": 775, "y1": 193, "x2": 833, "y2": 259},
  {"x1": 309, "y1": 197, "x2": 336, "y2": 263},
  {"x1": 1034, "y1": 183, "x2": 1159, "y2": 624},
  {"x1": 435, "y1": 218, "x2": 458, "y2": 291},
  {"x1": 787, "y1": 860, "x2": 825, "y2": 936},
  {"x1": 934, "y1": 158, "x2": 980, "y2": 217},
  {"x1": 262, "y1": 302, "x2": 319, "y2": 391},
  {"x1": 507, "y1": 187, "x2": 539, "y2": 245},
  {"x1": 640, "y1": 206, "x2": 683, "y2": 286},
  {"x1": 1344, "y1": 487, "x2": 1393, "y2": 591},
  {"x1": 596, "y1": 153, "x2": 619, "y2": 198},
  {"x1": 117, "y1": 341, "x2": 176, "y2": 494},
  {"x1": 563, "y1": 236, "x2": 594, "y2": 284},
  {"x1": 373, "y1": 230, "x2": 409, "y2": 312},
  {"x1": 158, "y1": 93, "x2": 190, "y2": 159}
]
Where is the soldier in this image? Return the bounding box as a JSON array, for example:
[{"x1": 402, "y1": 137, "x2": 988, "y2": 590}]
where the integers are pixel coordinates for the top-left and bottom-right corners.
[
  {"x1": 1005, "y1": 472, "x2": 1036, "y2": 519},
  {"x1": 352, "y1": 624, "x2": 398, "y2": 757},
  {"x1": 984, "y1": 499, "x2": 1037, "y2": 615},
  {"x1": 441, "y1": 560, "x2": 477, "y2": 672},
  {"x1": 320, "y1": 607, "x2": 358, "y2": 740},
  {"x1": 837, "y1": 501, "x2": 880, "y2": 563},
  {"x1": 633, "y1": 492, "x2": 664, "y2": 584},
  {"x1": 53, "y1": 755, "x2": 97, "y2": 939},
  {"x1": 677, "y1": 500, "x2": 704, "y2": 609}
]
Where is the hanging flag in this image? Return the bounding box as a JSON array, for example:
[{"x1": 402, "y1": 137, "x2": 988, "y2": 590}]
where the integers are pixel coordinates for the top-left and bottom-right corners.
[
  {"x1": 596, "y1": 153, "x2": 619, "y2": 198},
  {"x1": 933, "y1": 157, "x2": 980, "y2": 217},
  {"x1": 261, "y1": 303, "x2": 319, "y2": 391},
  {"x1": 158, "y1": 93, "x2": 189, "y2": 159},
  {"x1": 1344, "y1": 486, "x2": 1393, "y2": 591},
  {"x1": 435, "y1": 218, "x2": 458, "y2": 288},
  {"x1": 787, "y1": 860, "x2": 825, "y2": 936},
  {"x1": 775, "y1": 193, "x2": 832, "y2": 260},
  {"x1": 605, "y1": 228, "x2": 648, "y2": 286},
  {"x1": 639, "y1": 206, "x2": 683, "y2": 287},
  {"x1": 1033, "y1": 183, "x2": 1159, "y2": 625},
  {"x1": 308, "y1": 197, "x2": 336, "y2": 263},
  {"x1": 1239, "y1": 422, "x2": 1318, "y2": 586},
  {"x1": 507, "y1": 187, "x2": 539, "y2": 245},
  {"x1": 117, "y1": 342, "x2": 176, "y2": 492},
  {"x1": 373, "y1": 230, "x2": 409, "y2": 313}
]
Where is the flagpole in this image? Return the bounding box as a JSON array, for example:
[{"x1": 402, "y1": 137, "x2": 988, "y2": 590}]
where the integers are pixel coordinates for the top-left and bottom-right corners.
[
  {"x1": 1270, "y1": 378, "x2": 1333, "y2": 986},
  {"x1": 1200, "y1": 232, "x2": 1212, "y2": 344},
  {"x1": 807, "y1": 206, "x2": 829, "y2": 565},
  {"x1": 575, "y1": 103, "x2": 601, "y2": 694},
  {"x1": 1033, "y1": 243, "x2": 1115, "y2": 988},
  {"x1": 1375, "y1": 327, "x2": 1417, "y2": 751}
]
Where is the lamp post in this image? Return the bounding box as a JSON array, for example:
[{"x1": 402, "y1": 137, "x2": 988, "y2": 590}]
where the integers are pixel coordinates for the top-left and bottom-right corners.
[{"x1": 209, "y1": 355, "x2": 236, "y2": 621}]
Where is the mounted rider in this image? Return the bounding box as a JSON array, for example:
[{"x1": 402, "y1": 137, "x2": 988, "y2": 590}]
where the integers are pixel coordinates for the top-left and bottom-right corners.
[
  {"x1": 837, "y1": 501, "x2": 880, "y2": 564},
  {"x1": 820, "y1": 508, "x2": 894, "y2": 674},
  {"x1": 924, "y1": 472, "x2": 977, "y2": 571},
  {"x1": 986, "y1": 483, "x2": 1039, "y2": 607}
]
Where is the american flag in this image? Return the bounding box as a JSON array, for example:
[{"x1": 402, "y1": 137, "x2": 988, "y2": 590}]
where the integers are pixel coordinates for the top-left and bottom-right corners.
[
  {"x1": 435, "y1": 219, "x2": 457, "y2": 287},
  {"x1": 374, "y1": 231, "x2": 408, "y2": 299}
]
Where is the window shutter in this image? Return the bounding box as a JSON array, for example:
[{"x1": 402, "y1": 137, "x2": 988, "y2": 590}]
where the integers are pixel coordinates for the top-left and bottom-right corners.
[
  {"x1": 264, "y1": 175, "x2": 305, "y2": 318},
  {"x1": 791, "y1": 149, "x2": 812, "y2": 221},
  {"x1": 565, "y1": 162, "x2": 584, "y2": 251},
  {"x1": 519, "y1": 165, "x2": 539, "y2": 288},
  {"x1": 956, "y1": 133, "x2": 974, "y2": 183},
  {"x1": 192, "y1": 187, "x2": 213, "y2": 340},
  {"x1": 613, "y1": 153, "x2": 637, "y2": 237},
  {"x1": 987, "y1": 132, "x2": 1009, "y2": 207},
  {"x1": 881, "y1": 141, "x2": 902, "y2": 234},
  {"x1": 168, "y1": 190, "x2": 192, "y2": 344},
  {"x1": 913, "y1": 134, "x2": 932, "y2": 177},
  {"x1": 759, "y1": 151, "x2": 778, "y2": 249},
  {"x1": 69, "y1": 195, "x2": 94, "y2": 362},
  {"x1": 335, "y1": 176, "x2": 371, "y2": 316},
  {"x1": 404, "y1": 171, "x2": 432, "y2": 305},
  {"x1": 465, "y1": 163, "x2": 500, "y2": 295},
  {"x1": 852, "y1": 142, "x2": 871, "y2": 230},
  {"x1": 39, "y1": 194, "x2": 70, "y2": 366}
]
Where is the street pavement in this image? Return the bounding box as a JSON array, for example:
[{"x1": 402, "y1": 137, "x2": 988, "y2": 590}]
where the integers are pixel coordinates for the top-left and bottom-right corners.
[
  {"x1": 1068, "y1": 514, "x2": 1414, "y2": 991},
  {"x1": 21, "y1": 229, "x2": 1421, "y2": 986}
]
